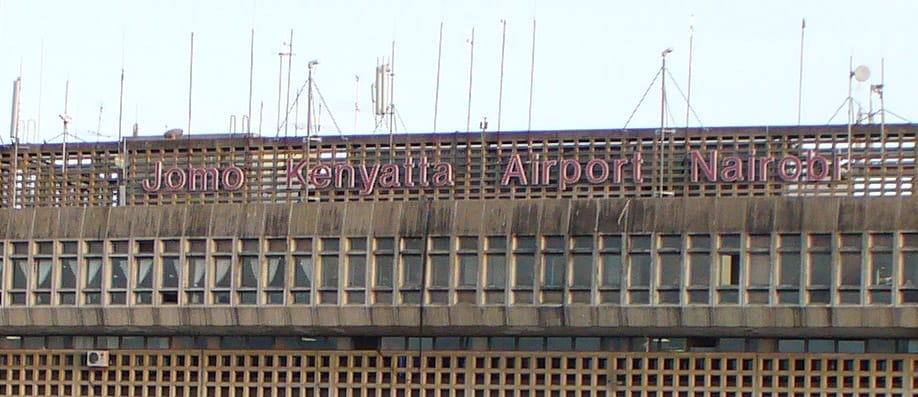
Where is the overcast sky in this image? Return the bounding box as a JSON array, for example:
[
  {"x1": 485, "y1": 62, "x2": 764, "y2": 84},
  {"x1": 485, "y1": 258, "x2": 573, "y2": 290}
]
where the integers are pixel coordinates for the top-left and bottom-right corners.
[{"x1": 0, "y1": 0, "x2": 914, "y2": 143}]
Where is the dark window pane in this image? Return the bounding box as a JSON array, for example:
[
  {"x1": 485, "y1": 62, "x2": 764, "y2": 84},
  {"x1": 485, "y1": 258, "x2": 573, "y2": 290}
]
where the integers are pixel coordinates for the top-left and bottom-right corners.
[
  {"x1": 239, "y1": 257, "x2": 258, "y2": 288},
  {"x1": 514, "y1": 255, "x2": 534, "y2": 287},
  {"x1": 486, "y1": 255, "x2": 506, "y2": 287},
  {"x1": 161, "y1": 258, "x2": 179, "y2": 288},
  {"x1": 347, "y1": 256, "x2": 366, "y2": 288},
  {"x1": 629, "y1": 254, "x2": 650, "y2": 287},
  {"x1": 542, "y1": 254, "x2": 565, "y2": 288},
  {"x1": 601, "y1": 254, "x2": 621, "y2": 287},
  {"x1": 571, "y1": 254, "x2": 592, "y2": 288}
]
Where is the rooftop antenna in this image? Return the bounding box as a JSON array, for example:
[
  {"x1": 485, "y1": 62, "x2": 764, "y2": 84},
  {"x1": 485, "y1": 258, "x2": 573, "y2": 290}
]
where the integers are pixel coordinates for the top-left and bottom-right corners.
[
  {"x1": 685, "y1": 15, "x2": 695, "y2": 129},
  {"x1": 433, "y1": 22, "x2": 444, "y2": 132},
  {"x1": 37, "y1": 38, "x2": 44, "y2": 142},
  {"x1": 849, "y1": 60, "x2": 870, "y2": 171},
  {"x1": 118, "y1": 68, "x2": 124, "y2": 140},
  {"x1": 247, "y1": 28, "x2": 255, "y2": 134},
  {"x1": 187, "y1": 32, "x2": 194, "y2": 137},
  {"x1": 466, "y1": 27, "x2": 475, "y2": 132},
  {"x1": 8, "y1": 77, "x2": 22, "y2": 207},
  {"x1": 284, "y1": 29, "x2": 294, "y2": 137},
  {"x1": 497, "y1": 19, "x2": 507, "y2": 132},
  {"x1": 276, "y1": 34, "x2": 293, "y2": 136},
  {"x1": 796, "y1": 18, "x2": 806, "y2": 125},
  {"x1": 50, "y1": 80, "x2": 84, "y2": 188},
  {"x1": 878, "y1": 58, "x2": 885, "y2": 136},
  {"x1": 658, "y1": 47, "x2": 674, "y2": 197},
  {"x1": 389, "y1": 40, "x2": 396, "y2": 135},
  {"x1": 527, "y1": 19, "x2": 537, "y2": 131},
  {"x1": 353, "y1": 74, "x2": 360, "y2": 132},
  {"x1": 9, "y1": 77, "x2": 21, "y2": 144},
  {"x1": 373, "y1": 57, "x2": 391, "y2": 133},
  {"x1": 306, "y1": 60, "x2": 318, "y2": 136}
]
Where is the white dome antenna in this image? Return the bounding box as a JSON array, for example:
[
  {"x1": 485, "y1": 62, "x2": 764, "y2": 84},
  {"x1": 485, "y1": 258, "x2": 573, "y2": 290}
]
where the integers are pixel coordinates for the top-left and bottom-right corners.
[{"x1": 853, "y1": 65, "x2": 871, "y2": 82}]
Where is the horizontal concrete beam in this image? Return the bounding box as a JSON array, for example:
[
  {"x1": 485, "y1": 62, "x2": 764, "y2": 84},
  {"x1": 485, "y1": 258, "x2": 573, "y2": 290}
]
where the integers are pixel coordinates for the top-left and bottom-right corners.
[{"x1": 1, "y1": 306, "x2": 915, "y2": 338}]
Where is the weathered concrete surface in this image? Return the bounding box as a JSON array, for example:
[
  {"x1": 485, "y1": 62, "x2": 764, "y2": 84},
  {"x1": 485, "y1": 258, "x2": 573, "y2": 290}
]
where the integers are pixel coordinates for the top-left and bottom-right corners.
[{"x1": 0, "y1": 195, "x2": 914, "y2": 337}]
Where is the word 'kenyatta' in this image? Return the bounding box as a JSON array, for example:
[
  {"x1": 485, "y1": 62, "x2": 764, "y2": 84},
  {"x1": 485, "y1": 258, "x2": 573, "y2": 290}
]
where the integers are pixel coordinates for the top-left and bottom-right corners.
[{"x1": 142, "y1": 150, "x2": 840, "y2": 193}]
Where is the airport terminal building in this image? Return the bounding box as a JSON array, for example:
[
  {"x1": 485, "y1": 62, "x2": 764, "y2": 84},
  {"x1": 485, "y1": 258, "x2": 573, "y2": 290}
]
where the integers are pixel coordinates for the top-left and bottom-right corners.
[{"x1": 0, "y1": 124, "x2": 914, "y2": 396}]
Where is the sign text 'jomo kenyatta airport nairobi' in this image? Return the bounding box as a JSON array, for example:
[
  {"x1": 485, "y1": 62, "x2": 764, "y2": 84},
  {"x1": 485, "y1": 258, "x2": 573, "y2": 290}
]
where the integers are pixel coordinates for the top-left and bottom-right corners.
[{"x1": 141, "y1": 149, "x2": 842, "y2": 193}]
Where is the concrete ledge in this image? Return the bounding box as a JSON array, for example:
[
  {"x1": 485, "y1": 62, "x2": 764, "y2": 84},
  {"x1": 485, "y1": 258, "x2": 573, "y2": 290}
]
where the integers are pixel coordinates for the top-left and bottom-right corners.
[
  {"x1": 506, "y1": 306, "x2": 539, "y2": 327},
  {"x1": 0, "y1": 305, "x2": 913, "y2": 338},
  {"x1": 680, "y1": 307, "x2": 711, "y2": 328},
  {"x1": 565, "y1": 306, "x2": 593, "y2": 327}
]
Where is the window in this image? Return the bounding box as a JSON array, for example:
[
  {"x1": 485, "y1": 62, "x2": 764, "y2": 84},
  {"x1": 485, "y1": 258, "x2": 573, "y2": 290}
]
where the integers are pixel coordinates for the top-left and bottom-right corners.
[
  {"x1": 838, "y1": 233, "x2": 863, "y2": 304},
  {"x1": 109, "y1": 257, "x2": 128, "y2": 305},
  {"x1": 211, "y1": 256, "x2": 232, "y2": 304},
  {"x1": 83, "y1": 257, "x2": 104, "y2": 305},
  {"x1": 599, "y1": 234, "x2": 622, "y2": 304},
  {"x1": 210, "y1": 239, "x2": 234, "y2": 304},
  {"x1": 399, "y1": 237, "x2": 423, "y2": 304},
  {"x1": 319, "y1": 238, "x2": 340, "y2": 304},
  {"x1": 160, "y1": 257, "x2": 180, "y2": 304},
  {"x1": 186, "y1": 256, "x2": 206, "y2": 304},
  {"x1": 687, "y1": 234, "x2": 711, "y2": 304},
  {"x1": 237, "y1": 255, "x2": 259, "y2": 304},
  {"x1": 372, "y1": 237, "x2": 394, "y2": 304},
  {"x1": 484, "y1": 236, "x2": 507, "y2": 304},
  {"x1": 292, "y1": 237, "x2": 313, "y2": 304},
  {"x1": 806, "y1": 234, "x2": 832, "y2": 304},
  {"x1": 456, "y1": 236, "x2": 479, "y2": 304},
  {"x1": 868, "y1": 233, "x2": 893, "y2": 305},
  {"x1": 512, "y1": 236, "x2": 536, "y2": 304},
  {"x1": 716, "y1": 234, "x2": 741, "y2": 304},
  {"x1": 134, "y1": 257, "x2": 154, "y2": 305},
  {"x1": 569, "y1": 236, "x2": 593, "y2": 304},
  {"x1": 58, "y1": 245, "x2": 78, "y2": 305},
  {"x1": 33, "y1": 244, "x2": 55, "y2": 305},
  {"x1": 656, "y1": 234, "x2": 682, "y2": 304},
  {"x1": 265, "y1": 256, "x2": 286, "y2": 304},
  {"x1": 628, "y1": 235, "x2": 652, "y2": 304},
  {"x1": 777, "y1": 234, "x2": 801, "y2": 304},
  {"x1": 9, "y1": 257, "x2": 28, "y2": 305},
  {"x1": 263, "y1": 239, "x2": 288, "y2": 305},
  {"x1": 746, "y1": 234, "x2": 771, "y2": 305},
  {"x1": 428, "y1": 237, "x2": 451, "y2": 304},
  {"x1": 345, "y1": 237, "x2": 367, "y2": 305},
  {"x1": 540, "y1": 236, "x2": 566, "y2": 304},
  {"x1": 901, "y1": 233, "x2": 918, "y2": 304}
]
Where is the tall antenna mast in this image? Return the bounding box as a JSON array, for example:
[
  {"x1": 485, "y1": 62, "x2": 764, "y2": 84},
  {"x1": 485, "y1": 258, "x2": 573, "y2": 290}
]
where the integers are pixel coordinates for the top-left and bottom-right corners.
[
  {"x1": 466, "y1": 27, "x2": 475, "y2": 133},
  {"x1": 9, "y1": 77, "x2": 21, "y2": 143},
  {"x1": 187, "y1": 32, "x2": 194, "y2": 137},
  {"x1": 37, "y1": 39, "x2": 44, "y2": 142},
  {"x1": 527, "y1": 20, "x2": 537, "y2": 131},
  {"x1": 879, "y1": 58, "x2": 885, "y2": 135},
  {"x1": 353, "y1": 75, "x2": 360, "y2": 132},
  {"x1": 389, "y1": 40, "x2": 396, "y2": 134},
  {"x1": 247, "y1": 29, "x2": 255, "y2": 134},
  {"x1": 433, "y1": 22, "x2": 444, "y2": 132},
  {"x1": 284, "y1": 29, "x2": 294, "y2": 136},
  {"x1": 306, "y1": 60, "x2": 318, "y2": 135},
  {"x1": 685, "y1": 15, "x2": 694, "y2": 129},
  {"x1": 659, "y1": 48, "x2": 673, "y2": 196},
  {"x1": 118, "y1": 69, "x2": 124, "y2": 140},
  {"x1": 497, "y1": 19, "x2": 507, "y2": 132},
  {"x1": 796, "y1": 18, "x2": 806, "y2": 125}
]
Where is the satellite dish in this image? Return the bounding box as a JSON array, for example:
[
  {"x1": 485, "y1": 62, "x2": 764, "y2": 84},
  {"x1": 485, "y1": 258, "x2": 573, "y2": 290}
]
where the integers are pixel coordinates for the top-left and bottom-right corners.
[{"x1": 854, "y1": 65, "x2": 871, "y2": 82}]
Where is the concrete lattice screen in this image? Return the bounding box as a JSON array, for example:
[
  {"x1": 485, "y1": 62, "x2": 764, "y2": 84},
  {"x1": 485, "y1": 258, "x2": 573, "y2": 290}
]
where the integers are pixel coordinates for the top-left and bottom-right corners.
[{"x1": 0, "y1": 125, "x2": 914, "y2": 208}]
